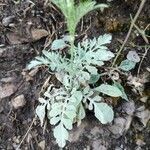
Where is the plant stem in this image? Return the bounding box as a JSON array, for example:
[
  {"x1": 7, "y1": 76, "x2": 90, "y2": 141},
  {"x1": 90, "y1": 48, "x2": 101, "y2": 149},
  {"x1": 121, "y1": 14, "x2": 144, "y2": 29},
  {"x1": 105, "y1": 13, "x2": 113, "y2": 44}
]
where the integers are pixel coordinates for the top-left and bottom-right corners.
[{"x1": 70, "y1": 35, "x2": 75, "y2": 64}]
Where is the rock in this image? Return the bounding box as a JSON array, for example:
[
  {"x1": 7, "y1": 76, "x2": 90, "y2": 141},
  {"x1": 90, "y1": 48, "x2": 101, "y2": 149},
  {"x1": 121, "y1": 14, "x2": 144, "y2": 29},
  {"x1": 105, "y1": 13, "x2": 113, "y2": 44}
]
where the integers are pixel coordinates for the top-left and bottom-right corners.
[
  {"x1": 2, "y1": 16, "x2": 15, "y2": 26},
  {"x1": 109, "y1": 117, "x2": 126, "y2": 136},
  {"x1": 136, "y1": 139, "x2": 145, "y2": 146},
  {"x1": 0, "y1": 47, "x2": 7, "y2": 57},
  {"x1": 122, "y1": 101, "x2": 135, "y2": 115},
  {"x1": 135, "y1": 106, "x2": 150, "y2": 126},
  {"x1": 92, "y1": 140, "x2": 107, "y2": 150},
  {"x1": 6, "y1": 32, "x2": 28, "y2": 44},
  {"x1": 38, "y1": 140, "x2": 45, "y2": 150},
  {"x1": 68, "y1": 122, "x2": 86, "y2": 142},
  {"x1": 1, "y1": 77, "x2": 15, "y2": 83},
  {"x1": 11, "y1": 94, "x2": 26, "y2": 109},
  {"x1": 31, "y1": 29, "x2": 48, "y2": 41},
  {"x1": 0, "y1": 84, "x2": 16, "y2": 99}
]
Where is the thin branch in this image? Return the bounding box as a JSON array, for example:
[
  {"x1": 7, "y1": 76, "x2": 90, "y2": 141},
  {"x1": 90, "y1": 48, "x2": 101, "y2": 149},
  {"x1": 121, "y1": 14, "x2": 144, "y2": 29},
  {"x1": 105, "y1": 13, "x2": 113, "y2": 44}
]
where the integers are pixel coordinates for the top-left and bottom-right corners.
[
  {"x1": 16, "y1": 117, "x2": 36, "y2": 150},
  {"x1": 137, "y1": 47, "x2": 149, "y2": 76},
  {"x1": 112, "y1": 0, "x2": 147, "y2": 67}
]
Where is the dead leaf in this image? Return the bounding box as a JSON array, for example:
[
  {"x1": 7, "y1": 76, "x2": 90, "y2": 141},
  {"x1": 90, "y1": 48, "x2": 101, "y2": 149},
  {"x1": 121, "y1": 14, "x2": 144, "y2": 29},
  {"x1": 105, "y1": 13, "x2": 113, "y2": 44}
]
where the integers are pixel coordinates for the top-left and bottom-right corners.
[
  {"x1": 6, "y1": 32, "x2": 29, "y2": 44},
  {"x1": 31, "y1": 29, "x2": 48, "y2": 41},
  {"x1": 0, "y1": 84, "x2": 16, "y2": 99},
  {"x1": 135, "y1": 106, "x2": 150, "y2": 126}
]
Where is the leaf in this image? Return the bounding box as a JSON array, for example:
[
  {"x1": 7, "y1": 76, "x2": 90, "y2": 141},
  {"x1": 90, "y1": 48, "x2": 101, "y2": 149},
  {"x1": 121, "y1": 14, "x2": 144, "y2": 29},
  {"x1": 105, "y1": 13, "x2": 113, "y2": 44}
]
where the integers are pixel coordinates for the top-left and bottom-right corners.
[
  {"x1": 98, "y1": 34, "x2": 112, "y2": 45},
  {"x1": 85, "y1": 66, "x2": 98, "y2": 75},
  {"x1": 73, "y1": 91, "x2": 83, "y2": 106},
  {"x1": 63, "y1": 75, "x2": 70, "y2": 88},
  {"x1": 49, "y1": 103, "x2": 62, "y2": 117},
  {"x1": 77, "y1": 103, "x2": 85, "y2": 121},
  {"x1": 27, "y1": 56, "x2": 50, "y2": 69},
  {"x1": 88, "y1": 74, "x2": 100, "y2": 84},
  {"x1": 92, "y1": 95, "x2": 102, "y2": 102},
  {"x1": 94, "y1": 102, "x2": 114, "y2": 124},
  {"x1": 89, "y1": 102, "x2": 93, "y2": 110},
  {"x1": 62, "y1": 118, "x2": 73, "y2": 130},
  {"x1": 76, "y1": 2, "x2": 108, "y2": 26},
  {"x1": 95, "y1": 50, "x2": 114, "y2": 61},
  {"x1": 50, "y1": 116, "x2": 61, "y2": 125},
  {"x1": 51, "y1": 39, "x2": 67, "y2": 50},
  {"x1": 78, "y1": 71, "x2": 90, "y2": 83},
  {"x1": 27, "y1": 60, "x2": 43, "y2": 70},
  {"x1": 113, "y1": 81, "x2": 129, "y2": 101},
  {"x1": 39, "y1": 98, "x2": 47, "y2": 104},
  {"x1": 65, "y1": 110, "x2": 76, "y2": 120},
  {"x1": 95, "y1": 84, "x2": 122, "y2": 97},
  {"x1": 127, "y1": 51, "x2": 140, "y2": 63},
  {"x1": 119, "y1": 59, "x2": 136, "y2": 71},
  {"x1": 62, "y1": 35, "x2": 72, "y2": 42},
  {"x1": 36, "y1": 104, "x2": 46, "y2": 126},
  {"x1": 54, "y1": 123, "x2": 69, "y2": 148}
]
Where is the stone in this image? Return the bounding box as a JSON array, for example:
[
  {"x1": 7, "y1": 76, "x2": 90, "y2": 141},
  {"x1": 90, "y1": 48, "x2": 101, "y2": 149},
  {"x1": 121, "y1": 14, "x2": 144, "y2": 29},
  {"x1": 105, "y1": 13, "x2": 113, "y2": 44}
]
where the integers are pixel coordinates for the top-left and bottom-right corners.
[
  {"x1": 2, "y1": 16, "x2": 15, "y2": 26},
  {"x1": 0, "y1": 84, "x2": 16, "y2": 99},
  {"x1": 31, "y1": 29, "x2": 48, "y2": 41},
  {"x1": 11, "y1": 94, "x2": 26, "y2": 109}
]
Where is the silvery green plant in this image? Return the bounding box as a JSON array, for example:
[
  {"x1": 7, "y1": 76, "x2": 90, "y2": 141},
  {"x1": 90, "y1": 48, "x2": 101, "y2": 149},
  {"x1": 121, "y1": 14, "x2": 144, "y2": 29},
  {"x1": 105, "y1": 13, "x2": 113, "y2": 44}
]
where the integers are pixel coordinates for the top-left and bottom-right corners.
[{"x1": 28, "y1": 0, "x2": 124, "y2": 148}]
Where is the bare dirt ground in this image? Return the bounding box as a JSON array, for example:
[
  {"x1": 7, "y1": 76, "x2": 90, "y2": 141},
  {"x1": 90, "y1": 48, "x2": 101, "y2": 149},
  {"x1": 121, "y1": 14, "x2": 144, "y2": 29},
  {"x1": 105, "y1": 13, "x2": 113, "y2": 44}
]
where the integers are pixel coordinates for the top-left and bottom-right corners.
[{"x1": 0, "y1": 0, "x2": 150, "y2": 149}]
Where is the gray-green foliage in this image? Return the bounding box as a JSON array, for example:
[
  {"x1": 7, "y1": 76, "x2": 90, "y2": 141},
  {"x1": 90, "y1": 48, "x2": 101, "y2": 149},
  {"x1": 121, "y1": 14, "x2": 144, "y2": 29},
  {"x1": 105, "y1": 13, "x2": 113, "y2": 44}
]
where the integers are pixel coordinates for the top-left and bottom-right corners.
[
  {"x1": 27, "y1": 0, "x2": 125, "y2": 148},
  {"x1": 28, "y1": 34, "x2": 123, "y2": 148},
  {"x1": 119, "y1": 50, "x2": 140, "y2": 71}
]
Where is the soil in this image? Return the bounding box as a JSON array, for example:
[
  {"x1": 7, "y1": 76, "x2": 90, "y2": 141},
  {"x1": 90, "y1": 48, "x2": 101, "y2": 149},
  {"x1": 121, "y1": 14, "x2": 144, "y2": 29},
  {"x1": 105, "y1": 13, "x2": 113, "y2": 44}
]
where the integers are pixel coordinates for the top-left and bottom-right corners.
[{"x1": 0, "y1": 0, "x2": 150, "y2": 150}]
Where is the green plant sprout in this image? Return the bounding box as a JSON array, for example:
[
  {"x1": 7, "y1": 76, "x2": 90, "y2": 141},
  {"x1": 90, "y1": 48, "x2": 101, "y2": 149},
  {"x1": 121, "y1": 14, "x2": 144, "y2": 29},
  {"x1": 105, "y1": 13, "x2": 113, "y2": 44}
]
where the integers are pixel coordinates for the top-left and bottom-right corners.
[{"x1": 27, "y1": 0, "x2": 131, "y2": 148}]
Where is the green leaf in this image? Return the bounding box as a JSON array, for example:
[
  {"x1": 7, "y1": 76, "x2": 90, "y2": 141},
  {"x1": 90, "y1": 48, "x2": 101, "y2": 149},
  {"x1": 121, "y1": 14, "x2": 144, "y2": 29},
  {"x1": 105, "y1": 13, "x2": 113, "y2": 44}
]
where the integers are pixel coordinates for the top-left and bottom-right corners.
[
  {"x1": 77, "y1": 103, "x2": 85, "y2": 122},
  {"x1": 54, "y1": 123, "x2": 69, "y2": 148},
  {"x1": 65, "y1": 110, "x2": 76, "y2": 120},
  {"x1": 51, "y1": 39, "x2": 67, "y2": 50},
  {"x1": 50, "y1": 116, "x2": 61, "y2": 125},
  {"x1": 49, "y1": 103, "x2": 62, "y2": 117},
  {"x1": 95, "y1": 84, "x2": 122, "y2": 97},
  {"x1": 98, "y1": 34, "x2": 112, "y2": 45},
  {"x1": 92, "y1": 95, "x2": 102, "y2": 102},
  {"x1": 36, "y1": 104, "x2": 46, "y2": 126},
  {"x1": 39, "y1": 98, "x2": 47, "y2": 104},
  {"x1": 95, "y1": 50, "x2": 114, "y2": 61},
  {"x1": 76, "y1": 2, "x2": 108, "y2": 27},
  {"x1": 113, "y1": 81, "x2": 128, "y2": 101},
  {"x1": 85, "y1": 66, "x2": 98, "y2": 75},
  {"x1": 93, "y1": 102, "x2": 114, "y2": 124},
  {"x1": 88, "y1": 74, "x2": 100, "y2": 84},
  {"x1": 119, "y1": 59, "x2": 136, "y2": 71},
  {"x1": 27, "y1": 60, "x2": 43, "y2": 69},
  {"x1": 62, "y1": 118, "x2": 73, "y2": 130},
  {"x1": 27, "y1": 56, "x2": 50, "y2": 69},
  {"x1": 73, "y1": 91, "x2": 83, "y2": 106}
]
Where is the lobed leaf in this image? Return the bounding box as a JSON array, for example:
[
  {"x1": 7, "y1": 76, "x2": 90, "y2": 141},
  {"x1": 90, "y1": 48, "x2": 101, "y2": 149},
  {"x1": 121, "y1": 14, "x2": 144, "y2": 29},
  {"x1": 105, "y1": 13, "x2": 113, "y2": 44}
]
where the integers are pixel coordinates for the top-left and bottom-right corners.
[{"x1": 51, "y1": 39, "x2": 67, "y2": 50}]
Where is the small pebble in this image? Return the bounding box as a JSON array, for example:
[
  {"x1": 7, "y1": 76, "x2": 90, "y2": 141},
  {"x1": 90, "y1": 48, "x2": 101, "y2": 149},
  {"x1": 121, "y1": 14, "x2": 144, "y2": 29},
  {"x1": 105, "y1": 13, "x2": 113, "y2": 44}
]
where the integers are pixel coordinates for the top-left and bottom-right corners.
[
  {"x1": 11, "y1": 94, "x2": 26, "y2": 109},
  {"x1": 2, "y1": 16, "x2": 15, "y2": 26}
]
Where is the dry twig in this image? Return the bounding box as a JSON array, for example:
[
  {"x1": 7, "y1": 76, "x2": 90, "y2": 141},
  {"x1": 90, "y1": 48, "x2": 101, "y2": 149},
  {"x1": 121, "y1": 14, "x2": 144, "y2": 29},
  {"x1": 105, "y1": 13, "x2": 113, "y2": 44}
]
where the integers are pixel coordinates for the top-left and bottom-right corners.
[{"x1": 112, "y1": 0, "x2": 147, "y2": 67}]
